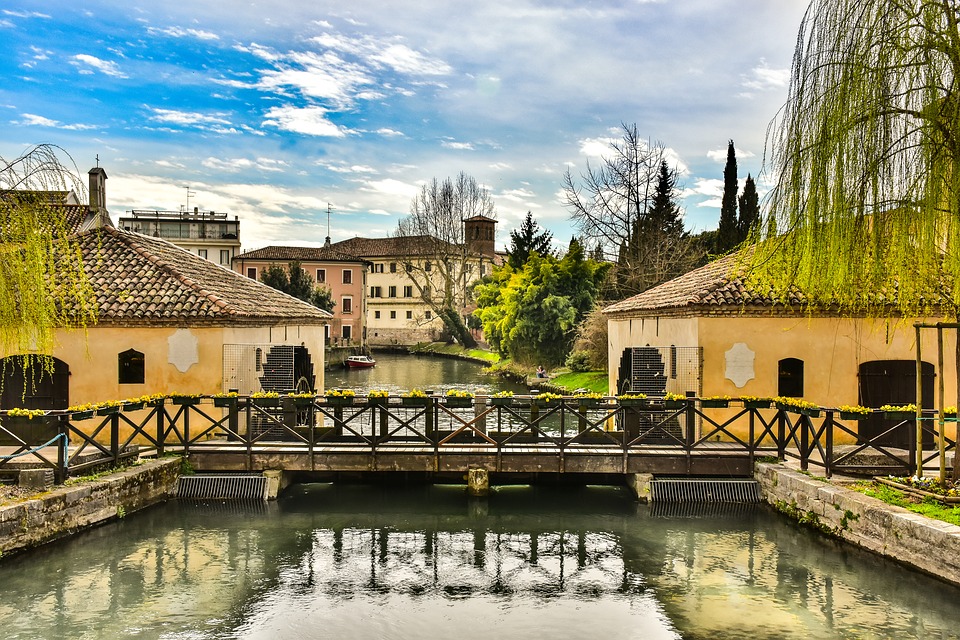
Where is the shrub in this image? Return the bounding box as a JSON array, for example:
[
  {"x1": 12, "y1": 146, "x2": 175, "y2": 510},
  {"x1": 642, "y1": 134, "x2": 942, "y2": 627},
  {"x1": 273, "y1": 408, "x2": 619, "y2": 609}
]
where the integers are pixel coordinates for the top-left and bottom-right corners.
[{"x1": 565, "y1": 350, "x2": 592, "y2": 372}]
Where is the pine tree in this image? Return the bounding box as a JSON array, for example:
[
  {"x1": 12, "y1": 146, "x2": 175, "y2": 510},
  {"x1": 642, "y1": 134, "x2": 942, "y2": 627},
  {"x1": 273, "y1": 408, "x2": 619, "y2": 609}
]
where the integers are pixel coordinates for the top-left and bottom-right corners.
[
  {"x1": 737, "y1": 174, "x2": 759, "y2": 243},
  {"x1": 716, "y1": 140, "x2": 739, "y2": 253},
  {"x1": 646, "y1": 160, "x2": 684, "y2": 236},
  {"x1": 507, "y1": 211, "x2": 553, "y2": 269}
]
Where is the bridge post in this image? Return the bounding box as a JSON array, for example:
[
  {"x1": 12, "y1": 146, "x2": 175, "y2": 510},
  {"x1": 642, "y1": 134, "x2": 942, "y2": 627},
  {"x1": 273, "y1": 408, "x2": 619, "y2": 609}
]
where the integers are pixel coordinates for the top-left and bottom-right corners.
[
  {"x1": 625, "y1": 473, "x2": 653, "y2": 502},
  {"x1": 467, "y1": 467, "x2": 489, "y2": 496}
]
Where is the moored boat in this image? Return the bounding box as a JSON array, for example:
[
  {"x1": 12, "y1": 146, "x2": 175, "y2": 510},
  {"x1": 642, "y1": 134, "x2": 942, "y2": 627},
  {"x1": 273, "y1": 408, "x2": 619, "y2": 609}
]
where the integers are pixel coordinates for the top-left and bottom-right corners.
[{"x1": 345, "y1": 355, "x2": 376, "y2": 368}]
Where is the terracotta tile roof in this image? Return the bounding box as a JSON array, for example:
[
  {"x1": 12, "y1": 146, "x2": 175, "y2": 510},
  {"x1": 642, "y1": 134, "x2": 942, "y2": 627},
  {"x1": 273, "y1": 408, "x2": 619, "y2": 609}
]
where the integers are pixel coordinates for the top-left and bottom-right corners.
[
  {"x1": 602, "y1": 251, "x2": 804, "y2": 316},
  {"x1": 330, "y1": 235, "x2": 456, "y2": 257},
  {"x1": 74, "y1": 227, "x2": 331, "y2": 325},
  {"x1": 235, "y1": 245, "x2": 367, "y2": 263}
]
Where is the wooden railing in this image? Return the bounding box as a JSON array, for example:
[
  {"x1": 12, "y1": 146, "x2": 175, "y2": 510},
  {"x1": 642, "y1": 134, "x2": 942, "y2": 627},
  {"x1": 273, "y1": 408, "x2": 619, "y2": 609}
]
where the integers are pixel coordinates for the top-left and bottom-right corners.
[{"x1": 0, "y1": 395, "x2": 954, "y2": 483}]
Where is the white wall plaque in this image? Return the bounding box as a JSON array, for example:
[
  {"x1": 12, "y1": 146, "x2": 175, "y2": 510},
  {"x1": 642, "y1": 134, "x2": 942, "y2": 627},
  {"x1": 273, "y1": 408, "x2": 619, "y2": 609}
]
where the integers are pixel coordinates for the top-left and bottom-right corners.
[
  {"x1": 168, "y1": 329, "x2": 199, "y2": 373},
  {"x1": 724, "y1": 342, "x2": 755, "y2": 388}
]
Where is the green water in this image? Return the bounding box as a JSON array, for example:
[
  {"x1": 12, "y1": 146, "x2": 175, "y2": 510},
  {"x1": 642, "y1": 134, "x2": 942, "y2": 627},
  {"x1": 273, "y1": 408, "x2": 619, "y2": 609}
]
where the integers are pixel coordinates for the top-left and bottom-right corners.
[{"x1": 0, "y1": 484, "x2": 957, "y2": 639}]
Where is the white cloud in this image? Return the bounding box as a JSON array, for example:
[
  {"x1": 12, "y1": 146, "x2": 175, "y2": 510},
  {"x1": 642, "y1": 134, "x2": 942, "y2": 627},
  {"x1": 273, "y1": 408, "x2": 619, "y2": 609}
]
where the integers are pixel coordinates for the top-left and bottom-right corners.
[
  {"x1": 312, "y1": 33, "x2": 452, "y2": 76},
  {"x1": 256, "y1": 50, "x2": 374, "y2": 108},
  {"x1": 321, "y1": 163, "x2": 378, "y2": 174},
  {"x1": 202, "y1": 156, "x2": 289, "y2": 172},
  {"x1": 442, "y1": 140, "x2": 474, "y2": 151},
  {"x1": 706, "y1": 146, "x2": 757, "y2": 163},
  {"x1": 71, "y1": 54, "x2": 127, "y2": 78},
  {"x1": 362, "y1": 178, "x2": 418, "y2": 199},
  {"x1": 682, "y1": 177, "x2": 724, "y2": 203},
  {"x1": 17, "y1": 112, "x2": 96, "y2": 130},
  {"x1": 375, "y1": 128, "x2": 404, "y2": 137},
  {"x1": 149, "y1": 107, "x2": 232, "y2": 127},
  {"x1": 741, "y1": 58, "x2": 790, "y2": 92},
  {"x1": 262, "y1": 105, "x2": 347, "y2": 137},
  {"x1": 2, "y1": 10, "x2": 51, "y2": 19},
  {"x1": 148, "y1": 26, "x2": 220, "y2": 40}
]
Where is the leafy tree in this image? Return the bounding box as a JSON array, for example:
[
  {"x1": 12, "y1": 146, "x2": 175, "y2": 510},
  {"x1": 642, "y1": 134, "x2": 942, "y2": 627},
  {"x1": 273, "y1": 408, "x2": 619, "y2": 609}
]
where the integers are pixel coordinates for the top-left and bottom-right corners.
[
  {"x1": 396, "y1": 172, "x2": 495, "y2": 348},
  {"x1": 311, "y1": 285, "x2": 335, "y2": 313},
  {"x1": 716, "y1": 140, "x2": 739, "y2": 253},
  {"x1": 474, "y1": 238, "x2": 609, "y2": 366},
  {"x1": 747, "y1": 0, "x2": 959, "y2": 319},
  {"x1": 260, "y1": 261, "x2": 330, "y2": 310},
  {"x1": 0, "y1": 145, "x2": 97, "y2": 364},
  {"x1": 737, "y1": 174, "x2": 760, "y2": 243},
  {"x1": 563, "y1": 123, "x2": 701, "y2": 298},
  {"x1": 507, "y1": 211, "x2": 553, "y2": 269}
]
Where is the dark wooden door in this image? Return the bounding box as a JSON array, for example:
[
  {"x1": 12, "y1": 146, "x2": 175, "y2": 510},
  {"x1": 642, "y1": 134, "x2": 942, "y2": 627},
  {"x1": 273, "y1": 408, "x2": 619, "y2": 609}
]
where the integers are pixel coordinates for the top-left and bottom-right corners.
[{"x1": 858, "y1": 360, "x2": 934, "y2": 448}]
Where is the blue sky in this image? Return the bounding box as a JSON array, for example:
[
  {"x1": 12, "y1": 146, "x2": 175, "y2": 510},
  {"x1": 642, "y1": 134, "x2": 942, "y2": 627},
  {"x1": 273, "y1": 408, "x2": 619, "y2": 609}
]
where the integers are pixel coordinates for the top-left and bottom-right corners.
[{"x1": 1, "y1": 1, "x2": 809, "y2": 253}]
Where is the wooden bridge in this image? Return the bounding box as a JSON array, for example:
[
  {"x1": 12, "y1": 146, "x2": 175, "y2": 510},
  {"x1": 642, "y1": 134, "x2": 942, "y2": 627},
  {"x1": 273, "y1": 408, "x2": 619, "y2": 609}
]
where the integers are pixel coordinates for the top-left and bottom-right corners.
[{"x1": 1, "y1": 394, "x2": 953, "y2": 485}]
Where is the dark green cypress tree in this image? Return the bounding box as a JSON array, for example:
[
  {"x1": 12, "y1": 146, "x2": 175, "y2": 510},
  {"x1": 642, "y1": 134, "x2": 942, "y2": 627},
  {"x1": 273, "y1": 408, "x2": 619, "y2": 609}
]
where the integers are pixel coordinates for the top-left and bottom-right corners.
[
  {"x1": 506, "y1": 211, "x2": 554, "y2": 269},
  {"x1": 737, "y1": 174, "x2": 760, "y2": 243},
  {"x1": 646, "y1": 160, "x2": 684, "y2": 236},
  {"x1": 716, "y1": 140, "x2": 740, "y2": 253}
]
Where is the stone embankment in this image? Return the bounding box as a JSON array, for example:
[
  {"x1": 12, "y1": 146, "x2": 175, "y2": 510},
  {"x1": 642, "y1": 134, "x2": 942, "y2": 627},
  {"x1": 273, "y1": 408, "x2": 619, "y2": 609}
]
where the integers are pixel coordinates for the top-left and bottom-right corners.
[
  {"x1": 0, "y1": 458, "x2": 179, "y2": 557},
  {"x1": 756, "y1": 463, "x2": 960, "y2": 587}
]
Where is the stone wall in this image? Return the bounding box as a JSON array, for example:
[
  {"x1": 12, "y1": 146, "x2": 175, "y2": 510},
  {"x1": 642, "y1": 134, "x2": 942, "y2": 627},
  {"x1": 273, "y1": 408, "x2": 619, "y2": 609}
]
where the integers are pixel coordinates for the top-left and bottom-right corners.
[
  {"x1": 756, "y1": 463, "x2": 960, "y2": 586},
  {"x1": 0, "y1": 458, "x2": 179, "y2": 557}
]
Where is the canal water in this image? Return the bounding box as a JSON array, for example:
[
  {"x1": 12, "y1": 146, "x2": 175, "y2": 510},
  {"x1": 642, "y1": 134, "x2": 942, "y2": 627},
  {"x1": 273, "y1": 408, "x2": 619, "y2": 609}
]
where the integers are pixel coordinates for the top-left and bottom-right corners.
[
  {"x1": 1, "y1": 355, "x2": 958, "y2": 638},
  {"x1": 0, "y1": 484, "x2": 958, "y2": 639},
  {"x1": 325, "y1": 352, "x2": 529, "y2": 397}
]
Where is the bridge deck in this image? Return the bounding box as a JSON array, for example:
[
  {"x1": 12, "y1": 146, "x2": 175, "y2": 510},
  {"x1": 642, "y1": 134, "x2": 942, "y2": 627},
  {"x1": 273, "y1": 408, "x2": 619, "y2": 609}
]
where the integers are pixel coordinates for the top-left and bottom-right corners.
[{"x1": 183, "y1": 441, "x2": 759, "y2": 476}]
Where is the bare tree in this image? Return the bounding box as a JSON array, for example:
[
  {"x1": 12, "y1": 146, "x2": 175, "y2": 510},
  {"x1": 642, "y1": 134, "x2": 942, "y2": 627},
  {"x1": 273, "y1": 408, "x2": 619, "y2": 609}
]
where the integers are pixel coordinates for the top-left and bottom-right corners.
[
  {"x1": 395, "y1": 172, "x2": 496, "y2": 348},
  {"x1": 563, "y1": 124, "x2": 702, "y2": 297}
]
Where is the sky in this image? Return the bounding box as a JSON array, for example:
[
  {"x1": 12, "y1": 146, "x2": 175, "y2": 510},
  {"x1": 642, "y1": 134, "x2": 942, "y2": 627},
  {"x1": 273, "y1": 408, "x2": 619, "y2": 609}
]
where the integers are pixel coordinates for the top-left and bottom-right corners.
[{"x1": 1, "y1": 0, "x2": 811, "y2": 254}]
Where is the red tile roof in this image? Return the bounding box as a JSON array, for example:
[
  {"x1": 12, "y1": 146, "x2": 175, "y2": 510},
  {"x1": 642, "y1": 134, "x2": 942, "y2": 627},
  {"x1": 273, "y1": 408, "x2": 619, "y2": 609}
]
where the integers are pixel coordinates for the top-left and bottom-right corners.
[
  {"x1": 75, "y1": 227, "x2": 331, "y2": 325},
  {"x1": 602, "y1": 251, "x2": 805, "y2": 316},
  {"x1": 235, "y1": 245, "x2": 367, "y2": 263},
  {"x1": 330, "y1": 235, "x2": 457, "y2": 257}
]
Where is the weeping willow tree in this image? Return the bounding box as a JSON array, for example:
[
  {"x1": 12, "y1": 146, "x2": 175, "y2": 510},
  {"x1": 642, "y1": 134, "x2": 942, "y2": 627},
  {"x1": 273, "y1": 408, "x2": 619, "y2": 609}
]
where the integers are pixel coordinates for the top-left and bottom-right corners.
[
  {"x1": 747, "y1": 0, "x2": 960, "y2": 317},
  {"x1": 0, "y1": 145, "x2": 97, "y2": 374}
]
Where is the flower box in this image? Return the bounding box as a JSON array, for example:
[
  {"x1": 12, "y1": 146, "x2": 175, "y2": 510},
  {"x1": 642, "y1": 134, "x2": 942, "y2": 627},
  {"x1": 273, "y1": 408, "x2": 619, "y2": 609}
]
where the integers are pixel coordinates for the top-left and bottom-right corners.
[
  {"x1": 490, "y1": 397, "x2": 514, "y2": 407},
  {"x1": 445, "y1": 397, "x2": 474, "y2": 408},
  {"x1": 292, "y1": 396, "x2": 315, "y2": 407},
  {"x1": 172, "y1": 397, "x2": 200, "y2": 406},
  {"x1": 799, "y1": 407, "x2": 821, "y2": 418},
  {"x1": 122, "y1": 402, "x2": 144, "y2": 412},
  {"x1": 214, "y1": 397, "x2": 237, "y2": 408},
  {"x1": 146, "y1": 399, "x2": 165, "y2": 408},
  {"x1": 884, "y1": 411, "x2": 914, "y2": 421},
  {"x1": 744, "y1": 400, "x2": 772, "y2": 409},
  {"x1": 96, "y1": 405, "x2": 119, "y2": 416},
  {"x1": 618, "y1": 398, "x2": 649, "y2": 408},
  {"x1": 839, "y1": 411, "x2": 867, "y2": 421},
  {"x1": 252, "y1": 397, "x2": 280, "y2": 408},
  {"x1": 701, "y1": 399, "x2": 729, "y2": 408},
  {"x1": 577, "y1": 399, "x2": 601, "y2": 409},
  {"x1": 367, "y1": 397, "x2": 389, "y2": 406},
  {"x1": 401, "y1": 397, "x2": 429, "y2": 407},
  {"x1": 665, "y1": 400, "x2": 686, "y2": 409},
  {"x1": 324, "y1": 396, "x2": 354, "y2": 407},
  {"x1": 71, "y1": 410, "x2": 94, "y2": 421}
]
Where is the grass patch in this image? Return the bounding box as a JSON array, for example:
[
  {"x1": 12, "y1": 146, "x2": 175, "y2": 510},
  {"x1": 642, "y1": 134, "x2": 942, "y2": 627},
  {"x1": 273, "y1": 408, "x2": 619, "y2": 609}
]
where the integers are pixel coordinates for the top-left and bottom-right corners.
[
  {"x1": 548, "y1": 371, "x2": 608, "y2": 394},
  {"x1": 851, "y1": 480, "x2": 960, "y2": 526},
  {"x1": 409, "y1": 342, "x2": 500, "y2": 364}
]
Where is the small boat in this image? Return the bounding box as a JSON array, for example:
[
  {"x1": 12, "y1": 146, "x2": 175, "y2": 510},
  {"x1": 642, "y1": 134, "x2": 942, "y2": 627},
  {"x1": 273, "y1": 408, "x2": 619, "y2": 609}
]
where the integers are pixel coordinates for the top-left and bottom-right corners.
[{"x1": 345, "y1": 355, "x2": 376, "y2": 368}]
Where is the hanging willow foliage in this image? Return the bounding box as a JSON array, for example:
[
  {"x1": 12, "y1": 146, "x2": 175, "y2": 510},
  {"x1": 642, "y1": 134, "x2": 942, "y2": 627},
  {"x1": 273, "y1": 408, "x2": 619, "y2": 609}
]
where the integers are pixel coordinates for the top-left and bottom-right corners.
[
  {"x1": 0, "y1": 145, "x2": 98, "y2": 367},
  {"x1": 746, "y1": 0, "x2": 960, "y2": 318}
]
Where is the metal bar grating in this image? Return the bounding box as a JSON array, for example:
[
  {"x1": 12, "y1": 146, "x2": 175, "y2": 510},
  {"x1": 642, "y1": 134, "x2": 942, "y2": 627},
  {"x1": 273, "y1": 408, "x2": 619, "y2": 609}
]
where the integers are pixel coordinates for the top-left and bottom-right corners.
[
  {"x1": 176, "y1": 474, "x2": 268, "y2": 500},
  {"x1": 649, "y1": 478, "x2": 761, "y2": 503}
]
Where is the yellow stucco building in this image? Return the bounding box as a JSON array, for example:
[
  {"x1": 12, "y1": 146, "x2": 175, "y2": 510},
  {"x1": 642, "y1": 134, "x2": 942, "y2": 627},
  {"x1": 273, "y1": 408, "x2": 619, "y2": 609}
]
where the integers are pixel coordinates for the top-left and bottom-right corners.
[{"x1": 603, "y1": 254, "x2": 958, "y2": 445}]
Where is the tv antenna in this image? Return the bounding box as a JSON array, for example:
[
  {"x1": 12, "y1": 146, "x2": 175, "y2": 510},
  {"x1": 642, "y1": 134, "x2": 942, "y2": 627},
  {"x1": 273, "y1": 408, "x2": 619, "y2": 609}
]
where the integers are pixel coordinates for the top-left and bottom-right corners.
[
  {"x1": 325, "y1": 203, "x2": 333, "y2": 246},
  {"x1": 183, "y1": 186, "x2": 196, "y2": 212}
]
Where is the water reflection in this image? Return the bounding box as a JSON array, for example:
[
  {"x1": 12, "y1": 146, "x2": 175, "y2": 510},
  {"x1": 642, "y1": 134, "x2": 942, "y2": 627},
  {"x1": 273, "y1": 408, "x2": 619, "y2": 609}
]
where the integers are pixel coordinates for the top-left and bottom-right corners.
[{"x1": 0, "y1": 485, "x2": 957, "y2": 639}]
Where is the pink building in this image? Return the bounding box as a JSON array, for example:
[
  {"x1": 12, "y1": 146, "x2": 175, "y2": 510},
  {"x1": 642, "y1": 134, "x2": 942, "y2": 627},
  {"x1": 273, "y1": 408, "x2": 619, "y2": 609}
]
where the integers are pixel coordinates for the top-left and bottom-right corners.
[{"x1": 233, "y1": 246, "x2": 369, "y2": 344}]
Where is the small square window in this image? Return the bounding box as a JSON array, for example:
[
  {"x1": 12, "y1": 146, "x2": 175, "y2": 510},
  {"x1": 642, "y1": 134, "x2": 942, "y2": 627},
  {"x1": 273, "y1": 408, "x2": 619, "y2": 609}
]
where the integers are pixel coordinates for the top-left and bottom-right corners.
[
  {"x1": 390, "y1": 310, "x2": 397, "y2": 319},
  {"x1": 406, "y1": 310, "x2": 413, "y2": 320},
  {"x1": 317, "y1": 269, "x2": 326, "y2": 283},
  {"x1": 374, "y1": 310, "x2": 381, "y2": 319}
]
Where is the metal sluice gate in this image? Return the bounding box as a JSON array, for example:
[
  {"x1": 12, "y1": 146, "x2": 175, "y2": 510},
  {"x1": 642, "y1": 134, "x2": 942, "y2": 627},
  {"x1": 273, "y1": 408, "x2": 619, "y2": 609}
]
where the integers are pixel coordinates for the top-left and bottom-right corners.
[
  {"x1": 649, "y1": 478, "x2": 762, "y2": 503},
  {"x1": 176, "y1": 474, "x2": 269, "y2": 500}
]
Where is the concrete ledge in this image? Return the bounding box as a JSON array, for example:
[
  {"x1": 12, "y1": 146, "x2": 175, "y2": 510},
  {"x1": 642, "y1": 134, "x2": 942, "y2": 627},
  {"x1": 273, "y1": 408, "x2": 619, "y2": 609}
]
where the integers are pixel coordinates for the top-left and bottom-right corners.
[
  {"x1": 756, "y1": 463, "x2": 960, "y2": 586},
  {"x1": 0, "y1": 458, "x2": 180, "y2": 557}
]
